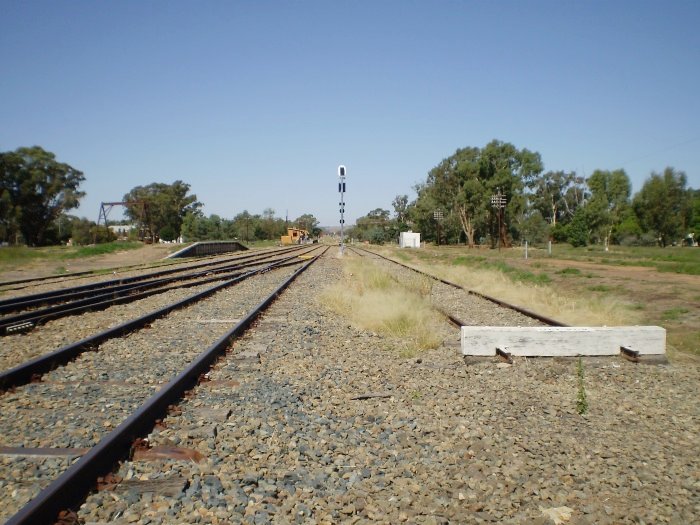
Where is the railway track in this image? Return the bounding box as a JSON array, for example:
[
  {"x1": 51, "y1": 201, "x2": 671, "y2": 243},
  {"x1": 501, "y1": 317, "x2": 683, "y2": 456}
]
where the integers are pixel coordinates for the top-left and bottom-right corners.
[
  {"x1": 1, "y1": 246, "x2": 696, "y2": 524},
  {"x1": 0, "y1": 246, "x2": 309, "y2": 335},
  {"x1": 1, "y1": 246, "x2": 326, "y2": 524},
  {"x1": 0, "y1": 248, "x2": 258, "y2": 293},
  {"x1": 0, "y1": 250, "x2": 242, "y2": 293}
]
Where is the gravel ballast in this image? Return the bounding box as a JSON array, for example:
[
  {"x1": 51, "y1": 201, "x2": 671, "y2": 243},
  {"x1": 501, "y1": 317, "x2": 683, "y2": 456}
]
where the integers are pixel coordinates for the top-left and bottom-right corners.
[
  {"x1": 0, "y1": 263, "x2": 302, "y2": 522},
  {"x1": 68, "y1": 251, "x2": 700, "y2": 525}
]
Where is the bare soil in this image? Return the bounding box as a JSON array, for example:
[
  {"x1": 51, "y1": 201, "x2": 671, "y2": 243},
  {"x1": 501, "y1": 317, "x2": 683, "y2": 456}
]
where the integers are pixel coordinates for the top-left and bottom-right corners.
[
  {"x1": 0, "y1": 244, "x2": 179, "y2": 283},
  {"x1": 508, "y1": 256, "x2": 700, "y2": 355}
]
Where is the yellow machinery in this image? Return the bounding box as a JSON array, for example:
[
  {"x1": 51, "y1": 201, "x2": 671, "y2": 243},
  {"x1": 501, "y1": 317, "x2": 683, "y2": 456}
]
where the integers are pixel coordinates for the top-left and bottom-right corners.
[{"x1": 280, "y1": 227, "x2": 309, "y2": 245}]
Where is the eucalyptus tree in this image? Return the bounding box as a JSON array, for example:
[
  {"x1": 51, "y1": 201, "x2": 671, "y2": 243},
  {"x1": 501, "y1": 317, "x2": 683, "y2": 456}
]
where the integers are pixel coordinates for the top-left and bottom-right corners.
[
  {"x1": 633, "y1": 167, "x2": 692, "y2": 246},
  {"x1": 528, "y1": 170, "x2": 580, "y2": 227},
  {"x1": 123, "y1": 181, "x2": 201, "y2": 241},
  {"x1": 586, "y1": 169, "x2": 632, "y2": 249},
  {"x1": 416, "y1": 141, "x2": 543, "y2": 247},
  {"x1": 294, "y1": 213, "x2": 321, "y2": 236},
  {"x1": 354, "y1": 208, "x2": 393, "y2": 243},
  {"x1": 0, "y1": 146, "x2": 85, "y2": 245}
]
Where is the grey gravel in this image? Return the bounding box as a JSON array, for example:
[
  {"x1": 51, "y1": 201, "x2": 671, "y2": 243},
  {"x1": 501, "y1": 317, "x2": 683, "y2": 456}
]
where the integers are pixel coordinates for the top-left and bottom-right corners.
[
  {"x1": 0, "y1": 249, "x2": 299, "y2": 371},
  {"x1": 68, "y1": 249, "x2": 700, "y2": 524},
  {"x1": 0, "y1": 262, "x2": 301, "y2": 521}
]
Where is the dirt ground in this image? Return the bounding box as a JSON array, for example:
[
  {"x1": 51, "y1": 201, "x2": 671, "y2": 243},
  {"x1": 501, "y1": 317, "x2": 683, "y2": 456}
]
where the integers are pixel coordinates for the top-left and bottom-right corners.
[
  {"x1": 507, "y1": 256, "x2": 700, "y2": 355},
  {"x1": 0, "y1": 244, "x2": 179, "y2": 283}
]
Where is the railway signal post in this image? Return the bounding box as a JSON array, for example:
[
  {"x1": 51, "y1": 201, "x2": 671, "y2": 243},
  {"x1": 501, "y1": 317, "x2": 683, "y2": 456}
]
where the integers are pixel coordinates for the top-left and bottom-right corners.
[{"x1": 338, "y1": 165, "x2": 346, "y2": 255}]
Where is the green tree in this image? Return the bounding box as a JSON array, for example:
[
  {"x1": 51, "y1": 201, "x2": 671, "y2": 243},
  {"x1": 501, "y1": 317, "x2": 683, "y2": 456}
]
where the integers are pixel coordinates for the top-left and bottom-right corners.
[
  {"x1": 690, "y1": 189, "x2": 700, "y2": 244},
  {"x1": 392, "y1": 194, "x2": 410, "y2": 229},
  {"x1": 528, "y1": 170, "x2": 584, "y2": 228},
  {"x1": 294, "y1": 213, "x2": 321, "y2": 237},
  {"x1": 123, "y1": 181, "x2": 201, "y2": 241},
  {"x1": 415, "y1": 140, "x2": 543, "y2": 247},
  {"x1": 69, "y1": 217, "x2": 115, "y2": 245},
  {"x1": 354, "y1": 208, "x2": 392, "y2": 243},
  {"x1": 0, "y1": 146, "x2": 85, "y2": 245},
  {"x1": 231, "y1": 211, "x2": 259, "y2": 242},
  {"x1": 633, "y1": 168, "x2": 691, "y2": 246},
  {"x1": 566, "y1": 208, "x2": 590, "y2": 247},
  {"x1": 586, "y1": 169, "x2": 632, "y2": 249},
  {"x1": 480, "y1": 141, "x2": 543, "y2": 248}
]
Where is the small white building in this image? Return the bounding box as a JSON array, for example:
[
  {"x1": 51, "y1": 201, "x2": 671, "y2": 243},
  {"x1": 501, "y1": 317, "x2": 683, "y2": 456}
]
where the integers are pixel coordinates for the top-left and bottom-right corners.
[
  {"x1": 399, "y1": 231, "x2": 421, "y2": 248},
  {"x1": 108, "y1": 224, "x2": 137, "y2": 239}
]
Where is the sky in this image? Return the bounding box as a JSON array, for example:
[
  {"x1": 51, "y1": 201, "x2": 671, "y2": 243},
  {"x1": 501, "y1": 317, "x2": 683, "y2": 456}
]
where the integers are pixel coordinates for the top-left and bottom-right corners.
[{"x1": 1, "y1": 0, "x2": 699, "y2": 227}]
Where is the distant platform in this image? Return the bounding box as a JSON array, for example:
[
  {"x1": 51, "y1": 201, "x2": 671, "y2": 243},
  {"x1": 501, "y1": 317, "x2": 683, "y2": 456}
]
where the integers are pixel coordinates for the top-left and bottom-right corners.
[{"x1": 166, "y1": 241, "x2": 248, "y2": 258}]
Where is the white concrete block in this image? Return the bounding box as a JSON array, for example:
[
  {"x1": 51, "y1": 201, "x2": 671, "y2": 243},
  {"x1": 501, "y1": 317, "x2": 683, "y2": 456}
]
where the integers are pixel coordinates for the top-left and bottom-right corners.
[{"x1": 461, "y1": 326, "x2": 666, "y2": 356}]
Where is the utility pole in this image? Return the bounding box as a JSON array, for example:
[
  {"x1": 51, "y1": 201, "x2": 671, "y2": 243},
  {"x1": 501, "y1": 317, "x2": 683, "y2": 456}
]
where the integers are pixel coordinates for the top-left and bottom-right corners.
[
  {"x1": 338, "y1": 165, "x2": 346, "y2": 255},
  {"x1": 490, "y1": 188, "x2": 507, "y2": 251},
  {"x1": 433, "y1": 209, "x2": 443, "y2": 246}
]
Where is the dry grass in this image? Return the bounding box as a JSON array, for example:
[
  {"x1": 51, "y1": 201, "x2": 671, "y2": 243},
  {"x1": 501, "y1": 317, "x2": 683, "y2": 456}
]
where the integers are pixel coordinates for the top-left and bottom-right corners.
[
  {"x1": 436, "y1": 264, "x2": 642, "y2": 326},
  {"x1": 319, "y1": 257, "x2": 443, "y2": 357},
  {"x1": 386, "y1": 253, "x2": 644, "y2": 328}
]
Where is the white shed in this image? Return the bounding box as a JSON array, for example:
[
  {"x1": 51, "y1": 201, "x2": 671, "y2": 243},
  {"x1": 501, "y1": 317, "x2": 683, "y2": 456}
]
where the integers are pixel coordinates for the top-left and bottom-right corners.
[{"x1": 399, "y1": 231, "x2": 421, "y2": 248}]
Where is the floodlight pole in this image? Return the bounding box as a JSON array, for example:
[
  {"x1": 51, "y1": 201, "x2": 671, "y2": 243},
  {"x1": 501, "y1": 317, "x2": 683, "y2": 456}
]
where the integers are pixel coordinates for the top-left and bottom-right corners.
[{"x1": 338, "y1": 165, "x2": 347, "y2": 255}]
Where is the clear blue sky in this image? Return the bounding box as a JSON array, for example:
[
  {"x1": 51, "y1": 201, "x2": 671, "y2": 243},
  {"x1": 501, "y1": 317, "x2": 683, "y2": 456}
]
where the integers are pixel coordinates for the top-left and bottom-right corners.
[{"x1": 2, "y1": 1, "x2": 698, "y2": 227}]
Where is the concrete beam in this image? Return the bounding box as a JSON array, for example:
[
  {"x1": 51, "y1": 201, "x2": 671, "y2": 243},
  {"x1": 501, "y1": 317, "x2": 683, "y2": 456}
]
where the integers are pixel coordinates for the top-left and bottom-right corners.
[{"x1": 461, "y1": 326, "x2": 666, "y2": 357}]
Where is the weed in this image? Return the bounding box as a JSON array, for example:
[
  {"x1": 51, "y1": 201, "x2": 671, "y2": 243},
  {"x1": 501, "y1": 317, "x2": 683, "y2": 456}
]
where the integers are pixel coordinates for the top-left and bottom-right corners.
[{"x1": 576, "y1": 357, "x2": 588, "y2": 415}]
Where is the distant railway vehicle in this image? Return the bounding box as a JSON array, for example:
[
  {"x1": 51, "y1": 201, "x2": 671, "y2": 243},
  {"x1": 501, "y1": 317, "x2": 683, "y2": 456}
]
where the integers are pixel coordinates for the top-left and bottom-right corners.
[{"x1": 281, "y1": 227, "x2": 309, "y2": 245}]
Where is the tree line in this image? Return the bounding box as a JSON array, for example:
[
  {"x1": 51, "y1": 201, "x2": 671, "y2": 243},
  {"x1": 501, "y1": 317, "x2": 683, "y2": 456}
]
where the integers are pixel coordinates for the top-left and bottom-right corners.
[
  {"x1": 350, "y1": 139, "x2": 698, "y2": 248},
  {"x1": 0, "y1": 145, "x2": 321, "y2": 246},
  {"x1": 2, "y1": 143, "x2": 697, "y2": 248}
]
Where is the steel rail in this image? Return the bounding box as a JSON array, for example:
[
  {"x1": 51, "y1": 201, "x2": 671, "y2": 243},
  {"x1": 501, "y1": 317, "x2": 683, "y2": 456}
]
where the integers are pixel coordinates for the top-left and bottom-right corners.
[
  {"x1": 0, "y1": 245, "x2": 306, "y2": 311},
  {"x1": 0, "y1": 249, "x2": 238, "y2": 290},
  {"x1": 0, "y1": 245, "x2": 300, "y2": 291},
  {"x1": 4, "y1": 246, "x2": 327, "y2": 525},
  {"x1": 351, "y1": 246, "x2": 567, "y2": 327},
  {"x1": 0, "y1": 248, "x2": 318, "y2": 335},
  {"x1": 0, "y1": 253, "x2": 314, "y2": 390},
  {"x1": 0, "y1": 245, "x2": 311, "y2": 315}
]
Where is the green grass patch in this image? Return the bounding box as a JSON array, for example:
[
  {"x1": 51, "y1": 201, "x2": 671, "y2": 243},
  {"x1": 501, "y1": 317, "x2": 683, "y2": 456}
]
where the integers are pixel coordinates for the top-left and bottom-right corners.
[
  {"x1": 587, "y1": 284, "x2": 615, "y2": 292},
  {"x1": 0, "y1": 242, "x2": 142, "y2": 268},
  {"x1": 0, "y1": 246, "x2": 51, "y2": 265},
  {"x1": 63, "y1": 242, "x2": 142, "y2": 259},
  {"x1": 446, "y1": 254, "x2": 551, "y2": 284},
  {"x1": 661, "y1": 307, "x2": 690, "y2": 322},
  {"x1": 557, "y1": 267, "x2": 582, "y2": 276},
  {"x1": 487, "y1": 260, "x2": 551, "y2": 285},
  {"x1": 449, "y1": 255, "x2": 486, "y2": 266}
]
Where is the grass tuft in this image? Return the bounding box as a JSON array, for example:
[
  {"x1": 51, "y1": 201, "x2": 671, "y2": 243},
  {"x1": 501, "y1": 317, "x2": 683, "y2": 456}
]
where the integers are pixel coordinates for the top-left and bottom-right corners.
[
  {"x1": 319, "y1": 258, "x2": 443, "y2": 357},
  {"x1": 576, "y1": 357, "x2": 589, "y2": 415}
]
